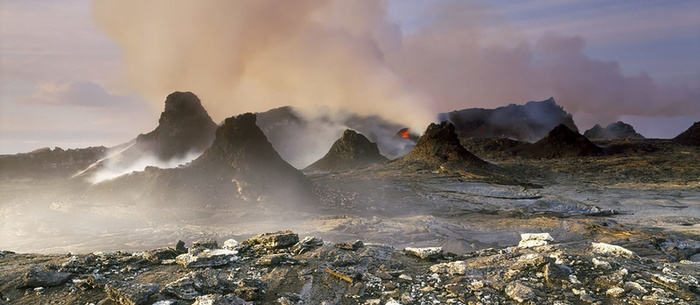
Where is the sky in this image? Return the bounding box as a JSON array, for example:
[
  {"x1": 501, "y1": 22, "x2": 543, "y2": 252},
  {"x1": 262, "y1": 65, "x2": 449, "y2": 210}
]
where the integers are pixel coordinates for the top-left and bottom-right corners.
[{"x1": 1, "y1": 0, "x2": 699, "y2": 154}]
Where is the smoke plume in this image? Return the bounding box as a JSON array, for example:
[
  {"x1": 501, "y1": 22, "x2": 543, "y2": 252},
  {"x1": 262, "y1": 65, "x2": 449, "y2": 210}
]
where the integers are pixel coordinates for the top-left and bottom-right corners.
[{"x1": 92, "y1": 0, "x2": 699, "y2": 134}]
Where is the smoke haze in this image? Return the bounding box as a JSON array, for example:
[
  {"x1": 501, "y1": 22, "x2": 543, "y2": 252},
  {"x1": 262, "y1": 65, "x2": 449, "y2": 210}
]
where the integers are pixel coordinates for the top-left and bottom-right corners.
[{"x1": 92, "y1": 0, "x2": 699, "y2": 133}]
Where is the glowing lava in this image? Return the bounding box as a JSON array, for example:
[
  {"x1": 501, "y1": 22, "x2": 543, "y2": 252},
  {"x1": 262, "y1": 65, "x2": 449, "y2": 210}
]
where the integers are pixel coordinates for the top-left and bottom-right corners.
[{"x1": 399, "y1": 128, "x2": 410, "y2": 139}]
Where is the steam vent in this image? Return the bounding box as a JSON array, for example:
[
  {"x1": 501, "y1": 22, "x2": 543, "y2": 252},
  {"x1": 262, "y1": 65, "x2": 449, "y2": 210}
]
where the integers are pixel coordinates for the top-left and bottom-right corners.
[
  {"x1": 74, "y1": 91, "x2": 217, "y2": 180},
  {"x1": 305, "y1": 129, "x2": 388, "y2": 172},
  {"x1": 673, "y1": 121, "x2": 700, "y2": 146},
  {"x1": 395, "y1": 121, "x2": 489, "y2": 170},
  {"x1": 516, "y1": 124, "x2": 602, "y2": 158}
]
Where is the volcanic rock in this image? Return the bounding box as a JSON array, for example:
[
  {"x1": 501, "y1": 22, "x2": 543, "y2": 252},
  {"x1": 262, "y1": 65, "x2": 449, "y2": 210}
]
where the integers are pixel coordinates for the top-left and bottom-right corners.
[
  {"x1": 673, "y1": 121, "x2": 700, "y2": 146},
  {"x1": 393, "y1": 121, "x2": 490, "y2": 170},
  {"x1": 17, "y1": 270, "x2": 71, "y2": 289},
  {"x1": 439, "y1": 97, "x2": 578, "y2": 142},
  {"x1": 513, "y1": 124, "x2": 602, "y2": 158},
  {"x1": 305, "y1": 129, "x2": 388, "y2": 172},
  {"x1": 584, "y1": 121, "x2": 645, "y2": 139}
]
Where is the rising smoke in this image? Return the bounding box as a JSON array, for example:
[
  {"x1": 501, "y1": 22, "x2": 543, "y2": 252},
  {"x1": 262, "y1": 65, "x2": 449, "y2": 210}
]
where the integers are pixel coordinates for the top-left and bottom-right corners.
[{"x1": 92, "y1": 0, "x2": 699, "y2": 136}]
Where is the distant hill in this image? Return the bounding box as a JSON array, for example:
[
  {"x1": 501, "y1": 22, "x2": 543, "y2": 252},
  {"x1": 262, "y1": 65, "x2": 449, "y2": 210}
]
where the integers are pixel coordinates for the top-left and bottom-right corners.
[
  {"x1": 584, "y1": 121, "x2": 644, "y2": 139},
  {"x1": 438, "y1": 97, "x2": 578, "y2": 142}
]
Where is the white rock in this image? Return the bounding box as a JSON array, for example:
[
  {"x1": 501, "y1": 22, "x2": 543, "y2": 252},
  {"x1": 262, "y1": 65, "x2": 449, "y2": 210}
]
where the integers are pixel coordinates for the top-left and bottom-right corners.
[
  {"x1": 592, "y1": 257, "x2": 611, "y2": 269},
  {"x1": 404, "y1": 247, "x2": 443, "y2": 260},
  {"x1": 429, "y1": 261, "x2": 467, "y2": 275},
  {"x1": 222, "y1": 239, "x2": 239, "y2": 250},
  {"x1": 590, "y1": 242, "x2": 637, "y2": 259},
  {"x1": 606, "y1": 287, "x2": 625, "y2": 298},
  {"x1": 624, "y1": 281, "x2": 648, "y2": 295},
  {"x1": 518, "y1": 233, "x2": 554, "y2": 248}
]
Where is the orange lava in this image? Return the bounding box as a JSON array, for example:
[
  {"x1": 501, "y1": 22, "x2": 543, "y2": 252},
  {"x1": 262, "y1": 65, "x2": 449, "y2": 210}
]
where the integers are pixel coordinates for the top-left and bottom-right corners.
[{"x1": 400, "y1": 129, "x2": 410, "y2": 139}]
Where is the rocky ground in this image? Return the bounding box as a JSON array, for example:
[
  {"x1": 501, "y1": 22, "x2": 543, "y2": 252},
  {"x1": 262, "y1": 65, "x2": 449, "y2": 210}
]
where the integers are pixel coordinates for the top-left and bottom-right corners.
[{"x1": 1, "y1": 230, "x2": 698, "y2": 305}]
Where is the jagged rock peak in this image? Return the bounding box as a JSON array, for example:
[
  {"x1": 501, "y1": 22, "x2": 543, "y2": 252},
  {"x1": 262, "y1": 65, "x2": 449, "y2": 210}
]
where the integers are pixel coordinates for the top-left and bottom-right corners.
[
  {"x1": 673, "y1": 121, "x2": 700, "y2": 146},
  {"x1": 583, "y1": 121, "x2": 644, "y2": 139},
  {"x1": 305, "y1": 129, "x2": 388, "y2": 172},
  {"x1": 398, "y1": 121, "x2": 489, "y2": 168},
  {"x1": 197, "y1": 113, "x2": 281, "y2": 166},
  {"x1": 137, "y1": 91, "x2": 217, "y2": 160}
]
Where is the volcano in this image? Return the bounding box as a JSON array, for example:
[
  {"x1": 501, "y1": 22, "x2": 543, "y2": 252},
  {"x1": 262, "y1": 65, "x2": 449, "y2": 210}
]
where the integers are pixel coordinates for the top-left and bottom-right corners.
[
  {"x1": 438, "y1": 97, "x2": 578, "y2": 142},
  {"x1": 584, "y1": 121, "x2": 645, "y2": 139},
  {"x1": 673, "y1": 121, "x2": 700, "y2": 146},
  {"x1": 87, "y1": 113, "x2": 317, "y2": 207},
  {"x1": 305, "y1": 129, "x2": 388, "y2": 172},
  {"x1": 75, "y1": 92, "x2": 217, "y2": 181},
  {"x1": 514, "y1": 124, "x2": 602, "y2": 158},
  {"x1": 393, "y1": 121, "x2": 490, "y2": 170}
]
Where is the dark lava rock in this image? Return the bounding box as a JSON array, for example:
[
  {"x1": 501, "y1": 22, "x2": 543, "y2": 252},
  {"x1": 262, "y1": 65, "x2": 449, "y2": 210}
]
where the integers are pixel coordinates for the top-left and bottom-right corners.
[
  {"x1": 673, "y1": 121, "x2": 700, "y2": 146},
  {"x1": 514, "y1": 124, "x2": 602, "y2": 158},
  {"x1": 305, "y1": 129, "x2": 388, "y2": 172},
  {"x1": 393, "y1": 121, "x2": 490, "y2": 170},
  {"x1": 439, "y1": 97, "x2": 578, "y2": 142},
  {"x1": 584, "y1": 121, "x2": 645, "y2": 139},
  {"x1": 104, "y1": 281, "x2": 159, "y2": 305},
  {"x1": 17, "y1": 269, "x2": 71, "y2": 289},
  {"x1": 162, "y1": 269, "x2": 237, "y2": 300}
]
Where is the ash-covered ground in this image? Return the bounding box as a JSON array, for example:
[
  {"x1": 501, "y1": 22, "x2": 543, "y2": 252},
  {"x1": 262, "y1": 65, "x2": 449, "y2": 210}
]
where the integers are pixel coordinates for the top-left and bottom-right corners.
[{"x1": 1, "y1": 95, "x2": 699, "y2": 304}]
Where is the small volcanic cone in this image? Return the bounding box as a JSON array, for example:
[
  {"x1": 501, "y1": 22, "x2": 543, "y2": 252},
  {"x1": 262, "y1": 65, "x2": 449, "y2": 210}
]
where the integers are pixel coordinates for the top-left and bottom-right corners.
[
  {"x1": 515, "y1": 124, "x2": 602, "y2": 158},
  {"x1": 393, "y1": 121, "x2": 490, "y2": 170},
  {"x1": 305, "y1": 129, "x2": 388, "y2": 172},
  {"x1": 584, "y1": 121, "x2": 645, "y2": 139},
  {"x1": 673, "y1": 121, "x2": 700, "y2": 146}
]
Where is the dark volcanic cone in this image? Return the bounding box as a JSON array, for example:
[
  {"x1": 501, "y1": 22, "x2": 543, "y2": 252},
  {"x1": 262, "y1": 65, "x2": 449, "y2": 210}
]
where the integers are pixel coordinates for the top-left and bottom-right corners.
[
  {"x1": 673, "y1": 121, "x2": 700, "y2": 146},
  {"x1": 393, "y1": 121, "x2": 490, "y2": 170},
  {"x1": 305, "y1": 129, "x2": 388, "y2": 172},
  {"x1": 515, "y1": 124, "x2": 602, "y2": 158},
  {"x1": 136, "y1": 91, "x2": 217, "y2": 160},
  {"x1": 188, "y1": 113, "x2": 317, "y2": 204},
  {"x1": 584, "y1": 121, "x2": 645, "y2": 139},
  {"x1": 75, "y1": 92, "x2": 217, "y2": 180}
]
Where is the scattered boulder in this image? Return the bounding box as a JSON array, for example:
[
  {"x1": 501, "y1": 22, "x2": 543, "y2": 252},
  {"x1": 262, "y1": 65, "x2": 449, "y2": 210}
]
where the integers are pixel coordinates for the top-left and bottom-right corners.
[
  {"x1": 305, "y1": 129, "x2": 388, "y2": 172},
  {"x1": 291, "y1": 236, "x2": 324, "y2": 255},
  {"x1": 404, "y1": 247, "x2": 443, "y2": 260},
  {"x1": 505, "y1": 281, "x2": 536, "y2": 303},
  {"x1": 673, "y1": 121, "x2": 700, "y2": 146},
  {"x1": 17, "y1": 270, "x2": 71, "y2": 289},
  {"x1": 429, "y1": 261, "x2": 468, "y2": 275},
  {"x1": 241, "y1": 230, "x2": 299, "y2": 251},
  {"x1": 176, "y1": 249, "x2": 238, "y2": 269},
  {"x1": 591, "y1": 242, "x2": 638, "y2": 259},
  {"x1": 192, "y1": 293, "x2": 248, "y2": 305},
  {"x1": 518, "y1": 233, "x2": 554, "y2": 248},
  {"x1": 584, "y1": 121, "x2": 645, "y2": 139},
  {"x1": 104, "y1": 281, "x2": 159, "y2": 305}
]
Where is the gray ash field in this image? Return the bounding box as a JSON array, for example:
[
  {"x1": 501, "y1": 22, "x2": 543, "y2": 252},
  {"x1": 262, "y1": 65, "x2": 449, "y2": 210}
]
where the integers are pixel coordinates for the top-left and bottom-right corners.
[{"x1": 0, "y1": 96, "x2": 699, "y2": 304}]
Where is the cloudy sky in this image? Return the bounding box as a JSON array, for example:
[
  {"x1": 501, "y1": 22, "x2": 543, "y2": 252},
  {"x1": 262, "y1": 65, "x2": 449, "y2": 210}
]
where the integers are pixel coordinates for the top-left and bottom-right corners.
[{"x1": 1, "y1": 0, "x2": 699, "y2": 154}]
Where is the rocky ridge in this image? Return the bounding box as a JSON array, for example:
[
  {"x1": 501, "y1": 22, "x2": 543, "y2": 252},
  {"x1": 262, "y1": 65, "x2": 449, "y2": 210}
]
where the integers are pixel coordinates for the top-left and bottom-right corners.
[
  {"x1": 305, "y1": 130, "x2": 388, "y2": 172},
  {"x1": 1, "y1": 230, "x2": 697, "y2": 304},
  {"x1": 439, "y1": 98, "x2": 578, "y2": 142},
  {"x1": 584, "y1": 121, "x2": 645, "y2": 139}
]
